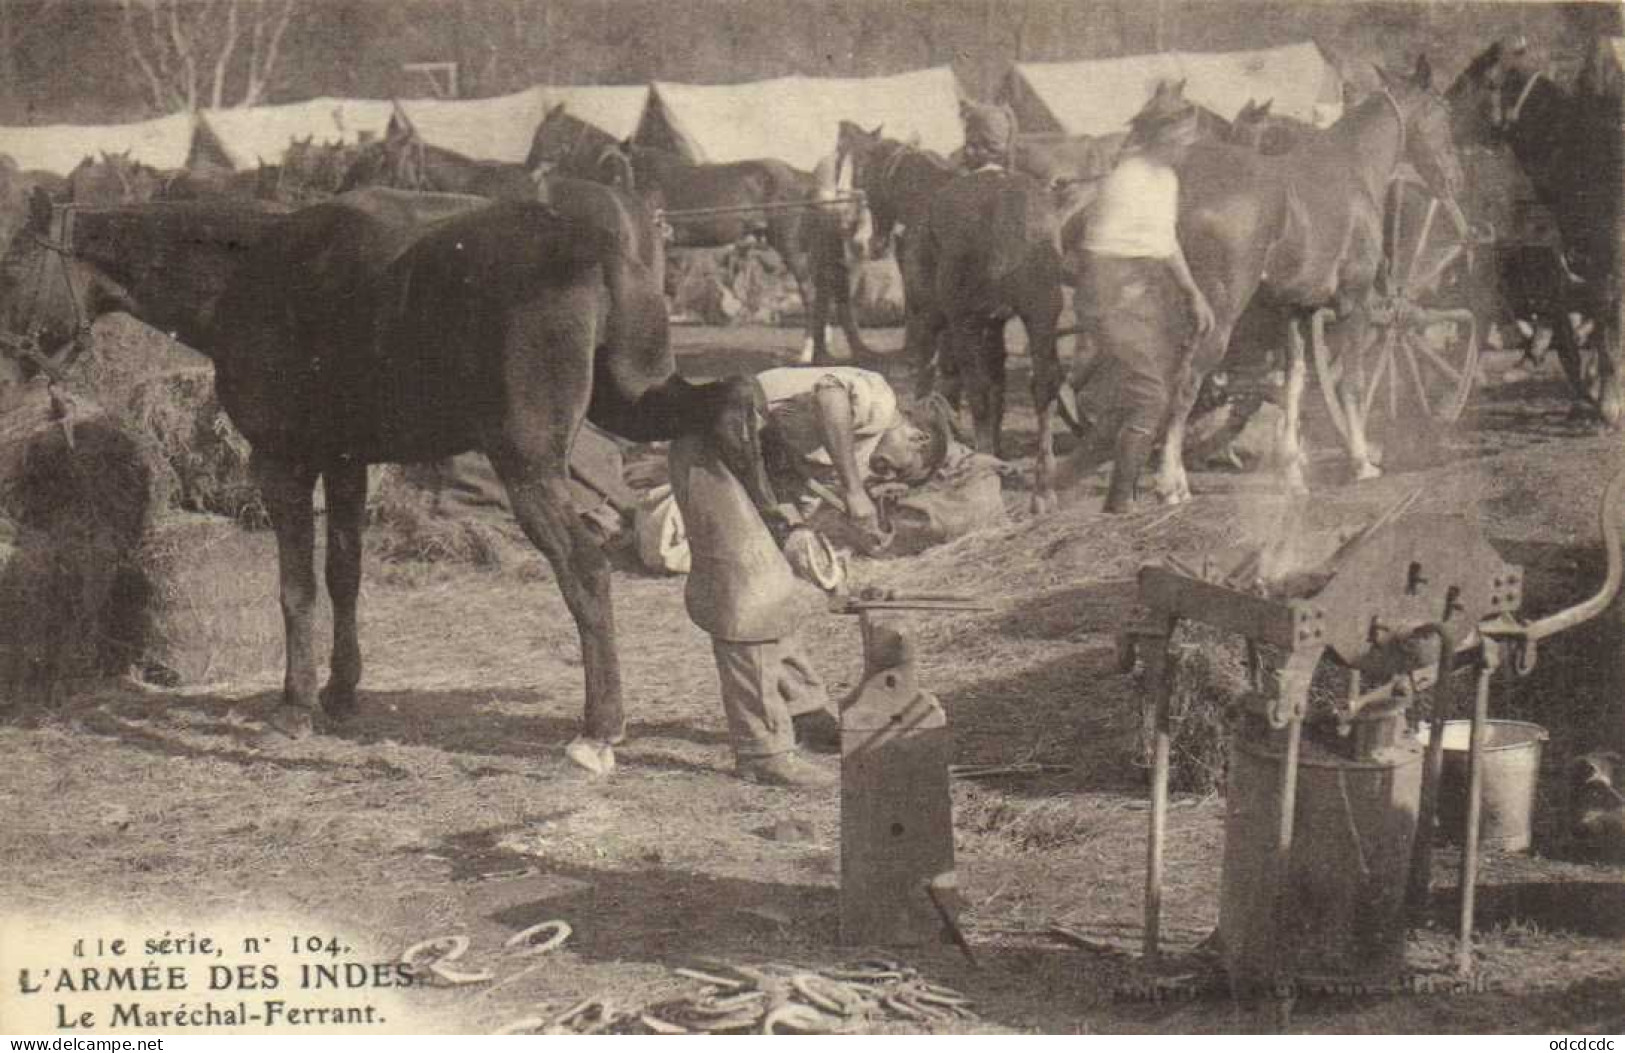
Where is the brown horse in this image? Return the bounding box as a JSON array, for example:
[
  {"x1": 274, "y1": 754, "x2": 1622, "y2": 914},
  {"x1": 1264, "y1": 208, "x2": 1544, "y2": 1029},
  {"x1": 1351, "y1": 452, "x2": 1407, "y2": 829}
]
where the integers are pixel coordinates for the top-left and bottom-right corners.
[
  {"x1": 1447, "y1": 38, "x2": 1623, "y2": 427},
  {"x1": 531, "y1": 104, "x2": 827, "y2": 359},
  {"x1": 526, "y1": 104, "x2": 635, "y2": 188},
  {"x1": 835, "y1": 122, "x2": 959, "y2": 396},
  {"x1": 66, "y1": 150, "x2": 168, "y2": 204},
  {"x1": 338, "y1": 110, "x2": 538, "y2": 201},
  {"x1": 1227, "y1": 98, "x2": 1317, "y2": 156},
  {"x1": 1123, "y1": 63, "x2": 1465, "y2": 506},
  {"x1": 1013, "y1": 131, "x2": 1128, "y2": 187},
  {"x1": 0, "y1": 188, "x2": 774, "y2": 776}
]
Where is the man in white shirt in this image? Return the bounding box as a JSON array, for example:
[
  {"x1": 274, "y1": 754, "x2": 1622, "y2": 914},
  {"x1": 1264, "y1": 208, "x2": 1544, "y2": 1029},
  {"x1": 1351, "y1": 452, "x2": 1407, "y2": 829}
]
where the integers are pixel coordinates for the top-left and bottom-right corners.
[{"x1": 1075, "y1": 80, "x2": 1215, "y2": 512}]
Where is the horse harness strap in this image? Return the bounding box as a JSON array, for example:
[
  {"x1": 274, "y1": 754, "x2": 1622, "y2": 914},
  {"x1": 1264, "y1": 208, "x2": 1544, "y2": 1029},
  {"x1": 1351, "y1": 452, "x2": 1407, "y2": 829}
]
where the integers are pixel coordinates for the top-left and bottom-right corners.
[
  {"x1": 1377, "y1": 87, "x2": 1406, "y2": 181},
  {"x1": 1504, "y1": 69, "x2": 1548, "y2": 127}
]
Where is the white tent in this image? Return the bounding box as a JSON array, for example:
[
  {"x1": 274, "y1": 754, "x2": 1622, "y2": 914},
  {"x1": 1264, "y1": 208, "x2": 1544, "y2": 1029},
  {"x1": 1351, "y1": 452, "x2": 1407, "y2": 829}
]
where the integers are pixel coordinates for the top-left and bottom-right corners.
[
  {"x1": 392, "y1": 87, "x2": 550, "y2": 164},
  {"x1": 1001, "y1": 42, "x2": 1343, "y2": 138},
  {"x1": 201, "y1": 97, "x2": 395, "y2": 170},
  {"x1": 638, "y1": 67, "x2": 964, "y2": 170},
  {"x1": 0, "y1": 112, "x2": 196, "y2": 175}
]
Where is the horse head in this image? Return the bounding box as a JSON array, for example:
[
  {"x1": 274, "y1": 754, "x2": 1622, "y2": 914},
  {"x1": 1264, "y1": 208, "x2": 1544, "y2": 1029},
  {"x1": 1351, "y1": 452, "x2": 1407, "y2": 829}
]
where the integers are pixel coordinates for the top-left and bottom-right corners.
[
  {"x1": 528, "y1": 104, "x2": 620, "y2": 180},
  {"x1": 0, "y1": 188, "x2": 127, "y2": 376},
  {"x1": 1376, "y1": 60, "x2": 1466, "y2": 221}
]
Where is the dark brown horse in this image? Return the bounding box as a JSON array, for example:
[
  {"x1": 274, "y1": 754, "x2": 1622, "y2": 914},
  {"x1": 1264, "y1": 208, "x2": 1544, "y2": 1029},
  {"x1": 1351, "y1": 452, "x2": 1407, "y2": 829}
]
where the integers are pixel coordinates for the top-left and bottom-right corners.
[
  {"x1": 1447, "y1": 38, "x2": 1622, "y2": 427},
  {"x1": 0, "y1": 188, "x2": 773, "y2": 776},
  {"x1": 922, "y1": 167, "x2": 1065, "y2": 509},
  {"x1": 340, "y1": 107, "x2": 668, "y2": 302},
  {"x1": 1227, "y1": 98, "x2": 1316, "y2": 156},
  {"x1": 835, "y1": 121, "x2": 959, "y2": 395},
  {"x1": 531, "y1": 104, "x2": 826, "y2": 360},
  {"x1": 337, "y1": 111, "x2": 537, "y2": 201},
  {"x1": 66, "y1": 150, "x2": 168, "y2": 204},
  {"x1": 1122, "y1": 63, "x2": 1465, "y2": 505},
  {"x1": 526, "y1": 104, "x2": 635, "y2": 188}
]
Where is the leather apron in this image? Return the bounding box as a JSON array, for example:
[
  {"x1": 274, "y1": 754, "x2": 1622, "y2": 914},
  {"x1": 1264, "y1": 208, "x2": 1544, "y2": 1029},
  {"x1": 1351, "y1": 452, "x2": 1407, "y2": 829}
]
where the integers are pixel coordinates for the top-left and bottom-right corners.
[{"x1": 669, "y1": 433, "x2": 824, "y2": 642}]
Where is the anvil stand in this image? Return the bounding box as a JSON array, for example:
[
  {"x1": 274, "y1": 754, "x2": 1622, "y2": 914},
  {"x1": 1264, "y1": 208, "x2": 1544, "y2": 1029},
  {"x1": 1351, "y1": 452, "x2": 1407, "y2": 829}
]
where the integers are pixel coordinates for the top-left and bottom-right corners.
[{"x1": 832, "y1": 589, "x2": 991, "y2": 954}]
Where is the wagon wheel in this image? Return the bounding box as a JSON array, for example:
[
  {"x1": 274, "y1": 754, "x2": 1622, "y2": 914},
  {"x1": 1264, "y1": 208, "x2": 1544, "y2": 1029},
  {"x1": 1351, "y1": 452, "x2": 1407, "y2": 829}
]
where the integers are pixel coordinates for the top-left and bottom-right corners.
[{"x1": 1313, "y1": 170, "x2": 1484, "y2": 444}]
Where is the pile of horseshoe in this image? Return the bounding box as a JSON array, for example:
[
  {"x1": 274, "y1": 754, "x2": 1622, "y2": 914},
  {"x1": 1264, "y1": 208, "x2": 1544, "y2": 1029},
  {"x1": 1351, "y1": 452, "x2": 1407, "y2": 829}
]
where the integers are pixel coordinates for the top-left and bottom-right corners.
[{"x1": 500, "y1": 957, "x2": 978, "y2": 1035}]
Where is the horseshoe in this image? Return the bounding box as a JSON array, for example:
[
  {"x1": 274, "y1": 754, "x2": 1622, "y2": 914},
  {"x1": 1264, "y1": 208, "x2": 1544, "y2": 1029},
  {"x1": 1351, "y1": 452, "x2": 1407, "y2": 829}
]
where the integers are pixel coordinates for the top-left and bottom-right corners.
[{"x1": 504, "y1": 919, "x2": 572, "y2": 957}]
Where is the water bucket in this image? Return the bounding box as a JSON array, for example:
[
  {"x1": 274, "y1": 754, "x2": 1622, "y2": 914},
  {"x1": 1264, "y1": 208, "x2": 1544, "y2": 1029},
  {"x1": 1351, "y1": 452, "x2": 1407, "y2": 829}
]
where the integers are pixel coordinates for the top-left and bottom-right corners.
[
  {"x1": 1219, "y1": 734, "x2": 1424, "y2": 983},
  {"x1": 1417, "y1": 720, "x2": 1548, "y2": 853}
]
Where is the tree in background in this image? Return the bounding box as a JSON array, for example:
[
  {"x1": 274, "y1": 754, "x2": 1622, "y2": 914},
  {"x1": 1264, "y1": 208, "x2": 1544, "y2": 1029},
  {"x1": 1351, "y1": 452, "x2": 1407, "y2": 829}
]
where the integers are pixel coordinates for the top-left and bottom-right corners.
[
  {"x1": 117, "y1": 0, "x2": 303, "y2": 112},
  {"x1": 0, "y1": 0, "x2": 62, "y2": 122}
]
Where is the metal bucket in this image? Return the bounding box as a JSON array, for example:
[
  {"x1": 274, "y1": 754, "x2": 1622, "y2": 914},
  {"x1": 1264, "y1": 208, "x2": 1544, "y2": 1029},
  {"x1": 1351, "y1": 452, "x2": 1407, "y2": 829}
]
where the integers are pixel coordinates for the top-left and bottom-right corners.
[
  {"x1": 1219, "y1": 734, "x2": 1424, "y2": 983},
  {"x1": 1417, "y1": 720, "x2": 1548, "y2": 853}
]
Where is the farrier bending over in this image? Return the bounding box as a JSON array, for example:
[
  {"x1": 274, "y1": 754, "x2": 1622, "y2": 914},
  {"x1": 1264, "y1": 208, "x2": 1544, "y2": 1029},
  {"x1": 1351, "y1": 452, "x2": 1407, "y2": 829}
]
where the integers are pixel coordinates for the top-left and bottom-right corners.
[{"x1": 755, "y1": 365, "x2": 950, "y2": 545}]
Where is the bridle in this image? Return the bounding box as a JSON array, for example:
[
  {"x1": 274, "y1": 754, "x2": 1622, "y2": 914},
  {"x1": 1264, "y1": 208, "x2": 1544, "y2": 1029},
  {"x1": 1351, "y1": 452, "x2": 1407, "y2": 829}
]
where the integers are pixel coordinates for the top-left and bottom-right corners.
[{"x1": 0, "y1": 207, "x2": 95, "y2": 386}]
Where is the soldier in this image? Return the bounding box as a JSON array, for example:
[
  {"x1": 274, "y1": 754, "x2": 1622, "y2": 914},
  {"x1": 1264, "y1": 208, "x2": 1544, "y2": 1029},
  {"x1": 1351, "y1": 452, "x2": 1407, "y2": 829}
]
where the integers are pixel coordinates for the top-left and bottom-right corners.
[
  {"x1": 754, "y1": 365, "x2": 950, "y2": 546},
  {"x1": 1073, "y1": 80, "x2": 1215, "y2": 512},
  {"x1": 669, "y1": 426, "x2": 840, "y2": 787}
]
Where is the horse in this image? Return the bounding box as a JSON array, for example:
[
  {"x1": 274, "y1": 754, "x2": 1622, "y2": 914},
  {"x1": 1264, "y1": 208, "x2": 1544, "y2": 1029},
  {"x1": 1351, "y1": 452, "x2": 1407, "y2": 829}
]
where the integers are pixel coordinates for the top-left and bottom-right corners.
[
  {"x1": 338, "y1": 109, "x2": 538, "y2": 201},
  {"x1": 920, "y1": 165, "x2": 1065, "y2": 509},
  {"x1": 154, "y1": 160, "x2": 286, "y2": 204},
  {"x1": 1012, "y1": 131, "x2": 1127, "y2": 187},
  {"x1": 65, "y1": 150, "x2": 168, "y2": 204},
  {"x1": 526, "y1": 103, "x2": 635, "y2": 188},
  {"x1": 338, "y1": 107, "x2": 667, "y2": 302},
  {"x1": 0, "y1": 187, "x2": 775, "y2": 777},
  {"x1": 530, "y1": 105, "x2": 826, "y2": 361},
  {"x1": 1102, "y1": 61, "x2": 1466, "y2": 507},
  {"x1": 1447, "y1": 38, "x2": 1622, "y2": 427},
  {"x1": 1227, "y1": 98, "x2": 1317, "y2": 156},
  {"x1": 835, "y1": 121, "x2": 959, "y2": 397}
]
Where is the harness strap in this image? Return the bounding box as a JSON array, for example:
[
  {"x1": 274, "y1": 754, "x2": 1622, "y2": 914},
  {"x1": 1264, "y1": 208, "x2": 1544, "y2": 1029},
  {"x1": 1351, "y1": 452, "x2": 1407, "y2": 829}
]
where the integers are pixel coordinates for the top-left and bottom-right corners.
[
  {"x1": 1378, "y1": 87, "x2": 1406, "y2": 176},
  {"x1": 1506, "y1": 69, "x2": 1548, "y2": 126}
]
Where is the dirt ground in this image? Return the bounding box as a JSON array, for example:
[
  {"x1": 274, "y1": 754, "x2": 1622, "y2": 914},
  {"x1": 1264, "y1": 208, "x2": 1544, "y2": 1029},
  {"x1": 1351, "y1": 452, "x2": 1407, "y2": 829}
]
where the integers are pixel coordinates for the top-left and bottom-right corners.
[{"x1": 2, "y1": 323, "x2": 1623, "y2": 1035}]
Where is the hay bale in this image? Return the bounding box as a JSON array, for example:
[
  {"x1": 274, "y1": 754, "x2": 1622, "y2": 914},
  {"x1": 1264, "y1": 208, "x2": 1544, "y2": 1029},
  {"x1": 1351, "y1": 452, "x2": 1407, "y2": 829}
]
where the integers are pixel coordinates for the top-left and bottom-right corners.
[
  {"x1": 136, "y1": 513, "x2": 282, "y2": 686},
  {"x1": 123, "y1": 366, "x2": 263, "y2": 523},
  {"x1": 0, "y1": 385, "x2": 159, "y2": 706}
]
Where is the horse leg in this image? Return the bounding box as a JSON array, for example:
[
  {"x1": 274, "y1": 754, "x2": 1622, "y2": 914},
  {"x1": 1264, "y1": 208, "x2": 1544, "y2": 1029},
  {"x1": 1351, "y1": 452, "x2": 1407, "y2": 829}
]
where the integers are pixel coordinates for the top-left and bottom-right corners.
[
  {"x1": 1328, "y1": 310, "x2": 1380, "y2": 481},
  {"x1": 320, "y1": 454, "x2": 368, "y2": 719},
  {"x1": 982, "y1": 319, "x2": 1009, "y2": 459},
  {"x1": 1026, "y1": 300, "x2": 1064, "y2": 514},
  {"x1": 1550, "y1": 310, "x2": 1591, "y2": 418},
  {"x1": 487, "y1": 429, "x2": 622, "y2": 776},
  {"x1": 1596, "y1": 298, "x2": 1622, "y2": 430},
  {"x1": 951, "y1": 315, "x2": 997, "y2": 456},
  {"x1": 799, "y1": 262, "x2": 831, "y2": 364},
  {"x1": 835, "y1": 272, "x2": 874, "y2": 363},
  {"x1": 252, "y1": 450, "x2": 320, "y2": 739},
  {"x1": 1276, "y1": 317, "x2": 1312, "y2": 493}
]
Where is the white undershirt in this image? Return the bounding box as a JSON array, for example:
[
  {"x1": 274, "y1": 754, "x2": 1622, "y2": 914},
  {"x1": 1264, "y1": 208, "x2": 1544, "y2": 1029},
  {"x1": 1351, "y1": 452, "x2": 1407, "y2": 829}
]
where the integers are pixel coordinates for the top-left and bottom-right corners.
[{"x1": 1083, "y1": 153, "x2": 1180, "y2": 260}]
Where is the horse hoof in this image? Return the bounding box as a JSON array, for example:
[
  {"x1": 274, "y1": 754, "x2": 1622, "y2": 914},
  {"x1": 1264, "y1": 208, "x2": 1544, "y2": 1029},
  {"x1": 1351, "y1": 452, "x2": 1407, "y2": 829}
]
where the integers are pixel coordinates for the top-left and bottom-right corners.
[
  {"x1": 565, "y1": 737, "x2": 616, "y2": 776},
  {"x1": 1029, "y1": 490, "x2": 1058, "y2": 516},
  {"x1": 1353, "y1": 462, "x2": 1382, "y2": 483},
  {"x1": 256, "y1": 704, "x2": 314, "y2": 746},
  {"x1": 320, "y1": 684, "x2": 359, "y2": 720}
]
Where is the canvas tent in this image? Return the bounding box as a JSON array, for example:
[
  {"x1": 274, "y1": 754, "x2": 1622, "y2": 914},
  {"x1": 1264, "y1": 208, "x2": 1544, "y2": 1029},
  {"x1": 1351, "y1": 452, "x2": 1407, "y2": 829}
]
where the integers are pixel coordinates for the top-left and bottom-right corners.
[
  {"x1": 0, "y1": 112, "x2": 196, "y2": 175},
  {"x1": 199, "y1": 97, "x2": 396, "y2": 170},
  {"x1": 1000, "y1": 42, "x2": 1343, "y2": 138},
  {"x1": 395, "y1": 83, "x2": 648, "y2": 164},
  {"x1": 637, "y1": 67, "x2": 963, "y2": 171}
]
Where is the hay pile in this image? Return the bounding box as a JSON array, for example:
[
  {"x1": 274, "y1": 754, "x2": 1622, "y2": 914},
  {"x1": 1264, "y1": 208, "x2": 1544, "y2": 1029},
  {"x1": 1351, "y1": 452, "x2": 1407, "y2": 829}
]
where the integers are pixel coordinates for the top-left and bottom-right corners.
[{"x1": 0, "y1": 385, "x2": 158, "y2": 706}]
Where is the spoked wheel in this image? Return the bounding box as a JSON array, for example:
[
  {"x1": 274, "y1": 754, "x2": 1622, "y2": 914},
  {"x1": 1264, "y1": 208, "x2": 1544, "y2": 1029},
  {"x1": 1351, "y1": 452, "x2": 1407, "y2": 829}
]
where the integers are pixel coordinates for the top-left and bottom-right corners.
[{"x1": 1313, "y1": 169, "x2": 1486, "y2": 442}]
